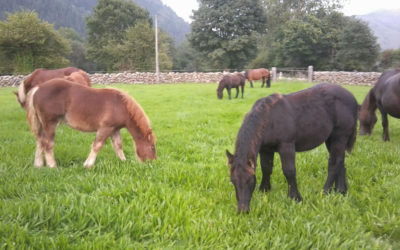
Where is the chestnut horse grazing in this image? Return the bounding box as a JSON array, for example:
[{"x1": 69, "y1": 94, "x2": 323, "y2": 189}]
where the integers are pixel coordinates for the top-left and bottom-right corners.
[
  {"x1": 226, "y1": 83, "x2": 358, "y2": 213},
  {"x1": 359, "y1": 69, "x2": 400, "y2": 141},
  {"x1": 244, "y1": 68, "x2": 271, "y2": 88},
  {"x1": 25, "y1": 79, "x2": 156, "y2": 168},
  {"x1": 16, "y1": 67, "x2": 91, "y2": 108},
  {"x1": 217, "y1": 73, "x2": 246, "y2": 99}
]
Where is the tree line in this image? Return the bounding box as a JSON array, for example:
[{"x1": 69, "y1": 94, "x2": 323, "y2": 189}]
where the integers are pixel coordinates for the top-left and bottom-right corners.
[{"x1": 0, "y1": 0, "x2": 399, "y2": 75}]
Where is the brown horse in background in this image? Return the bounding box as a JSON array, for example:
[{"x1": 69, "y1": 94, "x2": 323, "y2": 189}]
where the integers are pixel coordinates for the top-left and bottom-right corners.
[
  {"x1": 217, "y1": 72, "x2": 246, "y2": 99},
  {"x1": 359, "y1": 69, "x2": 400, "y2": 141},
  {"x1": 227, "y1": 83, "x2": 358, "y2": 213},
  {"x1": 16, "y1": 67, "x2": 91, "y2": 108},
  {"x1": 244, "y1": 68, "x2": 271, "y2": 88},
  {"x1": 25, "y1": 79, "x2": 156, "y2": 168}
]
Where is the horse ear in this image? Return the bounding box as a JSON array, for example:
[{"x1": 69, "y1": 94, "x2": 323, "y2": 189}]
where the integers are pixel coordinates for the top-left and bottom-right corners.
[
  {"x1": 246, "y1": 158, "x2": 255, "y2": 175},
  {"x1": 226, "y1": 150, "x2": 233, "y2": 166},
  {"x1": 147, "y1": 129, "x2": 153, "y2": 141}
]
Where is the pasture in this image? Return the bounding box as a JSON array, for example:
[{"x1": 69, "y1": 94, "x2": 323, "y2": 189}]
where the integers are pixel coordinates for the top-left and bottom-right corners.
[{"x1": 0, "y1": 81, "x2": 399, "y2": 248}]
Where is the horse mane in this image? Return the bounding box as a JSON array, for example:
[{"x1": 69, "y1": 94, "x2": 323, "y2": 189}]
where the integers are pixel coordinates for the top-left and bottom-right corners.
[
  {"x1": 234, "y1": 93, "x2": 283, "y2": 163},
  {"x1": 118, "y1": 91, "x2": 155, "y2": 143},
  {"x1": 360, "y1": 88, "x2": 377, "y2": 114}
]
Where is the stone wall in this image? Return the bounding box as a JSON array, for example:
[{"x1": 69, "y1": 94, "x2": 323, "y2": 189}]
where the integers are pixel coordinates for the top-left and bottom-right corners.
[
  {"x1": 313, "y1": 71, "x2": 381, "y2": 86},
  {"x1": 0, "y1": 71, "x2": 381, "y2": 87}
]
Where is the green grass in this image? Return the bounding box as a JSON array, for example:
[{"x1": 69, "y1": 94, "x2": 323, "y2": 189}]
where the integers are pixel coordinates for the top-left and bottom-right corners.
[{"x1": 1, "y1": 81, "x2": 400, "y2": 249}]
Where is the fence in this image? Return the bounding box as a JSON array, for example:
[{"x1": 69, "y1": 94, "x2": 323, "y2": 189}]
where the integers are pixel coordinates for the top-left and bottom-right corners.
[{"x1": 0, "y1": 67, "x2": 382, "y2": 87}]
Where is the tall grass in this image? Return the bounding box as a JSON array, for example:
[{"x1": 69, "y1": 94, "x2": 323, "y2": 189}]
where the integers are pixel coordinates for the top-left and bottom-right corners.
[{"x1": 0, "y1": 81, "x2": 399, "y2": 248}]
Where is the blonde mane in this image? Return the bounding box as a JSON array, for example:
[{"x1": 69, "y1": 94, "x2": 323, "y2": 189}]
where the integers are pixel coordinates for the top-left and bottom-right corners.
[{"x1": 118, "y1": 91, "x2": 156, "y2": 143}]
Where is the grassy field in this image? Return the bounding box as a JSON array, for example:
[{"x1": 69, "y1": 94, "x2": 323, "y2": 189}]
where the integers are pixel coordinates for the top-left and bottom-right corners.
[{"x1": 0, "y1": 81, "x2": 399, "y2": 249}]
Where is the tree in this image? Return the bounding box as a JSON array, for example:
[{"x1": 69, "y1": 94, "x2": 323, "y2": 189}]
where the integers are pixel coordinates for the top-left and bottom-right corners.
[
  {"x1": 378, "y1": 49, "x2": 400, "y2": 70},
  {"x1": 86, "y1": 0, "x2": 152, "y2": 71},
  {"x1": 0, "y1": 11, "x2": 71, "y2": 74},
  {"x1": 58, "y1": 27, "x2": 96, "y2": 72},
  {"x1": 189, "y1": 0, "x2": 267, "y2": 70},
  {"x1": 117, "y1": 23, "x2": 173, "y2": 72},
  {"x1": 336, "y1": 18, "x2": 380, "y2": 71}
]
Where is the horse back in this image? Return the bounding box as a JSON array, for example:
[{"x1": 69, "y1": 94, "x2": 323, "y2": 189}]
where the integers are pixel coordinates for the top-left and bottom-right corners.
[
  {"x1": 377, "y1": 70, "x2": 400, "y2": 117},
  {"x1": 247, "y1": 68, "x2": 269, "y2": 80},
  {"x1": 24, "y1": 67, "x2": 81, "y2": 93},
  {"x1": 33, "y1": 79, "x2": 127, "y2": 131},
  {"x1": 272, "y1": 84, "x2": 357, "y2": 151}
]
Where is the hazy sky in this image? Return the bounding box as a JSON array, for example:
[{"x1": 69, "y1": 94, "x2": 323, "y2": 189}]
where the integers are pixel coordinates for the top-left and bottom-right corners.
[{"x1": 161, "y1": 0, "x2": 400, "y2": 23}]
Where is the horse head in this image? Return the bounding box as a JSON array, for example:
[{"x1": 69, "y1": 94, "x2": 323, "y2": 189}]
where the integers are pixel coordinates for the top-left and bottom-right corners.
[
  {"x1": 359, "y1": 108, "x2": 377, "y2": 135},
  {"x1": 135, "y1": 129, "x2": 157, "y2": 162},
  {"x1": 226, "y1": 150, "x2": 256, "y2": 214}
]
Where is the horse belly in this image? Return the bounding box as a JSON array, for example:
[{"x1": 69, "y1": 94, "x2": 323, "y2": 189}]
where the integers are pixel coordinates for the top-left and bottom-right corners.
[
  {"x1": 294, "y1": 122, "x2": 332, "y2": 152},
  {"x1": 64, "y1": 113, "x2": 97, "y2": 132},
  {"x1": 382, "y1": 96, "x2": 400, "y2": 118}
]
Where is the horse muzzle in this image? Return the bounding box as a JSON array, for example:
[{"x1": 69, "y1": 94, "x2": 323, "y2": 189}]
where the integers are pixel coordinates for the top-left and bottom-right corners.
[{"x1": 237, "y1": 203, "x2": 250, "y2": 214}]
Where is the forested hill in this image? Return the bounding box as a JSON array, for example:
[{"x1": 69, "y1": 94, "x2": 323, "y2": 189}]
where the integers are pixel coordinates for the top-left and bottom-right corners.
[
  {"x1": 358, "y1": 9, "x2": 400, "y2": 50},
  {"x1": 0, "y1": 0, "x2": 190, "y2": 43}
]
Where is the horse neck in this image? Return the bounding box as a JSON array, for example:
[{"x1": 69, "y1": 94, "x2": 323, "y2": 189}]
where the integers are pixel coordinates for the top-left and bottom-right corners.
[
  {"x1": 234, "y1": 108, "x2": 268, "y2": 165},
  {"x1": 121, "y1": 93, "x2": 152, "y2": 141},
  {"x1": 217, "y1": 82, "x2": 225, "y2": 92},
  {"x1": 360, "y1": 89, "x2": 377, "y2": 115}
]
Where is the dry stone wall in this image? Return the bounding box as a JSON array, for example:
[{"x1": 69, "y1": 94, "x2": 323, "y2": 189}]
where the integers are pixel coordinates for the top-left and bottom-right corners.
[
  {"x1": 0, "y1": 71, "x2": 381, "y2": 87},
  {"x1": 313, "y1": 71, "x2": 381, "y2": 86}
]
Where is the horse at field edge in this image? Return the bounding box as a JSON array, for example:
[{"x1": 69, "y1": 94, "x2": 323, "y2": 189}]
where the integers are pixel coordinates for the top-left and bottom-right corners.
[
  {"x1": 25, "y1": 78, "x2": 156, "y2": 168},
  {"x1": 15, "y1": 67, "x2": 91, "y2": 108},
  {"x1": 244, "y1": 68, "x2": 271, "y2": 88},
  {"x1": 359, "y1": 69, "x2": 400, "y2": 141},
  {"x1": 226, "y1": 83, "x2": 358, "y2": 213},
  {"x1": 217, "y1": 72, "x2": 246, "y2": 99}
]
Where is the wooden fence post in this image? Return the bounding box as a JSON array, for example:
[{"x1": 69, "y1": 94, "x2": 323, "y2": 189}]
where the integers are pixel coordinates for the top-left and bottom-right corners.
[
  {"x1": 271, "y1": 67, "x2": 277, "y2": 82},
  {"x1": 308, "y1": 65, "x2": 313, "y2": 82}
]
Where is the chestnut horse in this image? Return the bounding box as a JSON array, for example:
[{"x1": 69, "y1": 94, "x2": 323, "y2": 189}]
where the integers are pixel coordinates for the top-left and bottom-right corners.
[
  {"x1": 217, "y1": 73, "x2": 246, "y2": 99},
  {"x1": 226, "y1": 83, "x2": 358, "y2": 213},
  {"x1": 16, "y1": 67, "x2": 91, "y2": 108},
  {"x1": 244, "y1": 68, "x2": 271, "y2": 88},
  {"x1": 25, "y1": 79, "x2": 156, "y2": 168},
  {"x1": 359, "y1": 69, "x2": 400, "y2": 141}
]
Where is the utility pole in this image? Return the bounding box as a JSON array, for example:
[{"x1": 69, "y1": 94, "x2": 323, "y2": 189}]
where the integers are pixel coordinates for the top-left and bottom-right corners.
[{"x1": 155, "y1": 15, "x2": 160, "y2": 82}]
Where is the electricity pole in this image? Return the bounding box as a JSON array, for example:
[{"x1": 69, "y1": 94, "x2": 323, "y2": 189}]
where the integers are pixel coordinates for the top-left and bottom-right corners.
[{"x1": 155, "y1": 15, "x2": 160, "y2": 82}]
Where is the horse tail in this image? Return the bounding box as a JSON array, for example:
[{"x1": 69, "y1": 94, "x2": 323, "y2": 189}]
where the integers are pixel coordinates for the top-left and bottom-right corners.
[
  {"x1": 78, "y1": 70, "x2": 92, "y2": 87},
  {"x1": 16, "y1": 80, "x2": 27, "y2": 106},
  {"x1": 26, "y1": 87, "x2": 42, "y2": 137},
  {"x1": 266, "y1": 71, "x2": 271, "y2": 87},
  {"x1": 346, "y1": 108, "x2": 358, "y2": 154}
]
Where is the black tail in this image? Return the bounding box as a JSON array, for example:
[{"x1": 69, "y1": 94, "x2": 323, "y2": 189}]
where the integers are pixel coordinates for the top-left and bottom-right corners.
[
  {"x1": 266, "y1": 72, "x2": 271, "y2": 88},
  {"x1": 346, "y1": 114, "x2": 357, "y2": 153}
]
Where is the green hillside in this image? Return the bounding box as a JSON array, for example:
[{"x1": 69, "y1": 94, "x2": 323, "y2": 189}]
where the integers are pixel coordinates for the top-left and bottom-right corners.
[{"x1": 0, "y1": 0, "x2": 190, "y2": 43}]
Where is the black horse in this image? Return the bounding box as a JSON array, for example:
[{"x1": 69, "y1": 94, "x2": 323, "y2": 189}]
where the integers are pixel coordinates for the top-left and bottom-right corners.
[
  {"x1": 359, "y1": 69, "x2": 400, "y2": 141},
  {"x1": 226, "y1": 83, "x2": 358, "y2": 213},
  {"x1": 217, "y1": 73, "x2": 246, "y2": 99}
]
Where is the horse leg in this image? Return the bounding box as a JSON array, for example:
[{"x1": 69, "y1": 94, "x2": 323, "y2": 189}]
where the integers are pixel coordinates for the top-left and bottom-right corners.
[
  {"x1": 41, "y1": 122, "x2": 57, "y2": 168},
  {"x1": 379, "y1": 107, "x2": 390, "y2": 141},
  {"x1": 84, "y1": 127, "x2": 114, "y2": 168},
  {"x1": 235, "y1": 87, "x2": 239, "y2": 98},
  {"x1": 227, "y1": 87, "x2": 232, "y2": 99},
  {"x1": 111, "y1": 130, "x2": 126, "y2": 161},
  {"x1": 324, "y1": 138, "x2": 347, "y2": 194},
  {"x1": 259, "y1": 150, "x2": 274, "y2": 192},
  {"x1": 249, "y1": 81, "x2": 254, "y2": 88},
  {"x1": 34, "y1": 138, "x2": 44, "y2": 168},
  {"x1": 241, "y1": 85, "x2": 244, "y2": 98},
  {"x1": 261, "y1": 77, "x2": 265, "y2": 88},
  {"x1": 279, "y1": 143, "x2": 302, "y2": 201}
]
